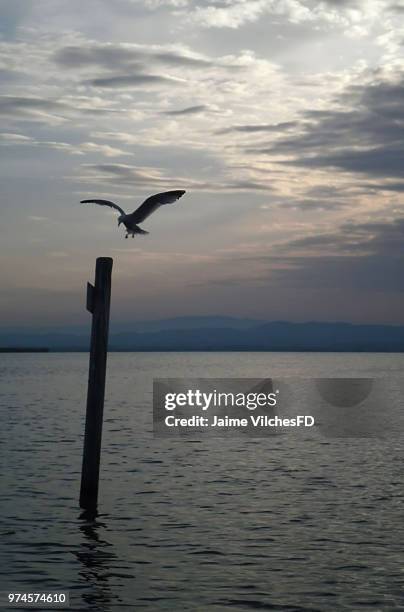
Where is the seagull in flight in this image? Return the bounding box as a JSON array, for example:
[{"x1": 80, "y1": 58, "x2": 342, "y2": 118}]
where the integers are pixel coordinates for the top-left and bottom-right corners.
[{"x1": 81, "y1": 190, "x2": 186, "y2": 238}]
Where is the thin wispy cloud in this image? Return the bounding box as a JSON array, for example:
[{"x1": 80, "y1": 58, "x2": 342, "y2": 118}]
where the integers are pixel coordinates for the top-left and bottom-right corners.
[{"x1": 162, "y1": 105, "x2": 208, "y2": 116}]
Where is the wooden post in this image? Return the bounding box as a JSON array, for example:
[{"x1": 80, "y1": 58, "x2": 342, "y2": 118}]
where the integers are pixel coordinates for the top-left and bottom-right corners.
[{"x1": 80, "y1": 257, "x2": 113, "y2": 510}]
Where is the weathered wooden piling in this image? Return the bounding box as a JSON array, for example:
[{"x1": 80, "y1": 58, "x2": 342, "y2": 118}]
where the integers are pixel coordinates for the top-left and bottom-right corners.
[{"x1": 80, "y1": 257, "x2": 113, "y2": 510}]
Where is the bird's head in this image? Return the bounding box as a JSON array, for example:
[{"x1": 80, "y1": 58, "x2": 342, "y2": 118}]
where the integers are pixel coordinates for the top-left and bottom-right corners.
[{"x1": 118, "y1": 214, "x2": 124, "y2": 226}]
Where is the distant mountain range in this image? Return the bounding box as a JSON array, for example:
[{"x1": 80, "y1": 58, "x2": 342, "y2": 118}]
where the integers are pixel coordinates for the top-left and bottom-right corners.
[{"x1": 1, "y1": 317, "x2": 404, "y2": 352}]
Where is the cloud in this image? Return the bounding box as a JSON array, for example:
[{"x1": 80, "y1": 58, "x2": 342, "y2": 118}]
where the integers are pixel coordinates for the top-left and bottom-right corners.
[
  {"x1": 86, "y1": 73, "x2": 181, "y2": 88},
  {"x1": 216, "y1": 121, "x2": 297, "y2": 135},
  {"x1": 388, "y1": 3, "x2": 404, "y2": 12},
  {"x1": 149, "y1": 0, "x2": 385, "y2": 33},
  {"x1": 0, "y1": 132, "x2": 127, "y2": 157},
  {"x1": 0, "y1": 94, "x2": 119, "y2": 124},
  {"x1": 53, "y1": 44, "x2": 144, "y2": 69},
  {"x1": 0, "y1": 132, "x2": 32, "y2": 143},
  {"x1": 28, "y1": 216, "x2": 51, "y2": 222},
  {"x1": 0, "y1": 96, "x2": 68, "y2": 122},
  {"x1": 53, "y1": 43, "x2": 214, "y2": 70},
  {"x1": 162, "y1": 104, "x2": 208, "y2": 115},
  {"x1": 51, "y1": 42, "x2": 240, "y2": 91},
  {"x1": 283, "y1": 146, "x2": 404, "y2": 179},
  {"x1": 90, "y1": 131, "x2": 140, "y2": 145},
  {"x1": 78, "y1": 142, "x2": 127, "y2": 157},
  {"x1": 224, "y1": 216, "x2": 404, "y2": 293},
  {"x1": 190, "y1": 0, "x2": 269, "y2": 29},
  {"x1": 362, "y1": 181, "x2": 404, "y2": 192},
  {"x1": 249, "y1": 71, "x2": 404, "y2": 182},
  {"x1": 78, "y1": 162, "x2": 274, "y2": 192},
  {"x1": 276, "y1": 197, "x2": 351, "y2": 211}
]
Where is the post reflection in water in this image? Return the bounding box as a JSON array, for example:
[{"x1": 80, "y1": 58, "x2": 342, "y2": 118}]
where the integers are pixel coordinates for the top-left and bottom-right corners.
[{"x1": 76, "y1": 510, "x2": 120, "y2": 611}]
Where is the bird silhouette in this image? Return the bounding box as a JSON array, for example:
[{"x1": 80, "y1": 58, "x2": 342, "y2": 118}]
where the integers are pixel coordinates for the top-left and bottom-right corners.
[{"x1": 81, "y1": 190, "x2": 186, "y2": 238}]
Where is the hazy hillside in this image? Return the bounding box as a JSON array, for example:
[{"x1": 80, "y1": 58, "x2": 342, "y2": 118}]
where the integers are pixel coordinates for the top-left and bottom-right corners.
[{"x1": 1, "y1": 318, "x2": 404, "y2": 351}]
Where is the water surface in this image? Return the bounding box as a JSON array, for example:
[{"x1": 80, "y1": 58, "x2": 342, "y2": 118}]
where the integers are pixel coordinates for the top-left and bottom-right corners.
[{"x1": 1, "y1": 353, "x2": 404, "y2": 610}]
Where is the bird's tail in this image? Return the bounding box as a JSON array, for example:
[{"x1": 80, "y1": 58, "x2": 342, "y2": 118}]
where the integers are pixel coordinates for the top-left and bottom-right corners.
[{"x1": 136, "y1": 226, "x2": 149, "y2": 235}]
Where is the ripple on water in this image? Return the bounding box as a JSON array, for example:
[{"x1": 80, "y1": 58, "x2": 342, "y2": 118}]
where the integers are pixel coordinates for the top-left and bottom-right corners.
[{"x1": 2, "y1": 353, "x2": 404, "y2": 610}]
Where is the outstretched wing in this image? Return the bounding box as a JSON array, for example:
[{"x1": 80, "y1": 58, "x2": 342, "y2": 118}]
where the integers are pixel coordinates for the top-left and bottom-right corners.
[
  {"x1": 130, "y1": 190, "x2": 186, "y2": 224},
  {"x1": 80, "y1": 199, "x2": 126, "y2": 216}
]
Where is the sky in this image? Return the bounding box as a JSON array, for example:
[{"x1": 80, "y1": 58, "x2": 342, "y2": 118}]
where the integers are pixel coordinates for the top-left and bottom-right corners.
[{"x1": 1, "y1": 0, "x2": 404, "y2": 327}]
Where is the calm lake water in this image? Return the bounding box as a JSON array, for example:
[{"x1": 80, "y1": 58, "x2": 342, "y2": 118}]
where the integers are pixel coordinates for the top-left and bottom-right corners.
[{"x1": 1, "y1": 352, "x2": 404, "y2": 611}]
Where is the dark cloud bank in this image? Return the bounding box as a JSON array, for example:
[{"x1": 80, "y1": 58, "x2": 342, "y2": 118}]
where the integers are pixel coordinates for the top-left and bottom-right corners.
[{"x1": 248, "y1": 72, "x2": 404, "y2": 188}]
